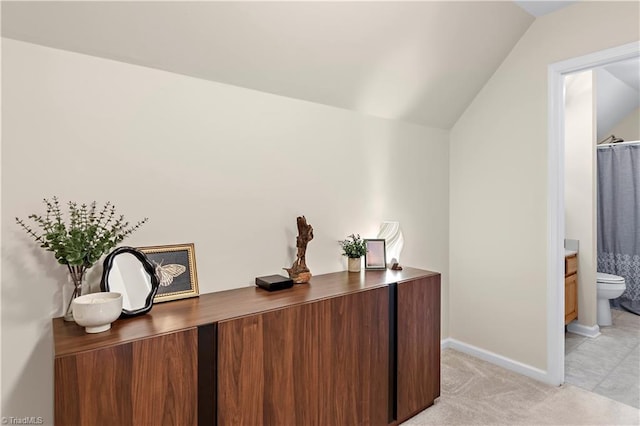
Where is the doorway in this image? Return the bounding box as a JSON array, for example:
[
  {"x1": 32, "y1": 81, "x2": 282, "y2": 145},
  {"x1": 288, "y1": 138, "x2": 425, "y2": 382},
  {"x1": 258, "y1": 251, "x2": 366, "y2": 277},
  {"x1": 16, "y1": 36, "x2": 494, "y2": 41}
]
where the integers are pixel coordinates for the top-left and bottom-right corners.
[{"x1": 547, "y1": 41, "x2": 640, "y2": 386}]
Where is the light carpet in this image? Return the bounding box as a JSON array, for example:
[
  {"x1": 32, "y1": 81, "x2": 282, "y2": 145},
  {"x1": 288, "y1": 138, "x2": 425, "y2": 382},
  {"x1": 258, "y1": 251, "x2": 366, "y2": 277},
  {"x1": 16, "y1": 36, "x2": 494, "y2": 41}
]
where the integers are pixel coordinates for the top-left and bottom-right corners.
[{"x1": 403, "y1": 349, "x2": 640, "y2": 425}]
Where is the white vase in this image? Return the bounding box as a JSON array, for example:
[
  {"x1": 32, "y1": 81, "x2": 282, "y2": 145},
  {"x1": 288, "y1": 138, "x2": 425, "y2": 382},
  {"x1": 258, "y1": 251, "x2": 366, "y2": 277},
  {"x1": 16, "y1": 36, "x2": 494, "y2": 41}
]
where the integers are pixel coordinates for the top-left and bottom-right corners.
[
  {"x1": 348, "y1": 257, "x2": 362, "y2": 273},
  {"x1": 378, "y1": 221, "x2": 404, "y2": 264}
]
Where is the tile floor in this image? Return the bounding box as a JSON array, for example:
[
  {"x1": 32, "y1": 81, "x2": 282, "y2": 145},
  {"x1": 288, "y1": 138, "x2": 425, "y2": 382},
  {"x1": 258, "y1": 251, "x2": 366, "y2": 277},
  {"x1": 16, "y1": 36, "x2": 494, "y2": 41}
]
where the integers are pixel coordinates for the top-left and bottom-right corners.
[{"x1": 565, "y1": 308, "x2": 640, "y2": 409}]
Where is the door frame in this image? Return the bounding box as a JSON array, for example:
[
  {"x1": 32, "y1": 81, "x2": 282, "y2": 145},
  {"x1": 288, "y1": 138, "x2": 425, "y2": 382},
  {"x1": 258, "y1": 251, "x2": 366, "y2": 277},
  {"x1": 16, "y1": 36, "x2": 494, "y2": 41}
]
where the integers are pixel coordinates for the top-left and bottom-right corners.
[{"x1": 546, "y1": 40, "x2": 640, "y2": 385}]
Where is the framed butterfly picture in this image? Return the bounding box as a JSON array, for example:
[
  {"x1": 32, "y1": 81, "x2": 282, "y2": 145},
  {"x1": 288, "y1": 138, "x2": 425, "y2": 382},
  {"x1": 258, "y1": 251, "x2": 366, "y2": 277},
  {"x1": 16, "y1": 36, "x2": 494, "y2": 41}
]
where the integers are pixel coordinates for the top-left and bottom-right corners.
[{"x1": 137, "y1": 243, "x2": 199, "y2": 303}]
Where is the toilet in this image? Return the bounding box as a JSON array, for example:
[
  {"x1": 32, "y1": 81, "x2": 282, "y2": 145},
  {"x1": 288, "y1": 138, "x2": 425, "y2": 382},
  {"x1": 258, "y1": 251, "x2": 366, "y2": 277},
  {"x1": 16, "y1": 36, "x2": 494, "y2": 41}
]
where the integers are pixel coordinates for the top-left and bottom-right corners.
[{"x1": 596, "y1": 272, "x2": 626, "y2": 326}]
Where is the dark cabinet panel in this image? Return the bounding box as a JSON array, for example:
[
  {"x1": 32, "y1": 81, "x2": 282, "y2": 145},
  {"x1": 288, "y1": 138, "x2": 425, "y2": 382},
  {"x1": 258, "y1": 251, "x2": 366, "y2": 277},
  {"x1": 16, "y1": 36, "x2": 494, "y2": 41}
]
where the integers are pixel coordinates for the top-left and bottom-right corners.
[{"x1": 396, "y1": 276, "x2": 441, "y2": 422}]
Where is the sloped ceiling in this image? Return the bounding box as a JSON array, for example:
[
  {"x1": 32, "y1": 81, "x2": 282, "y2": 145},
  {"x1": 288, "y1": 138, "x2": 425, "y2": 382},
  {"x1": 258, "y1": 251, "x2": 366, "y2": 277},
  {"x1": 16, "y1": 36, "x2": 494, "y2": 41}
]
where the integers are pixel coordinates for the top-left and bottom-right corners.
[
  {"x1": 513, "y1": 1, "x2": 577, "y2": 17},
  {"x1": 605, "y1": 58, "x2": 640, "y2": 91},
  {"x1": 1, "y1": 1, "x2": 536, "y2": 129},
  {"x1": 597, "y1": 58, "x2": 640, "y2": 141}
]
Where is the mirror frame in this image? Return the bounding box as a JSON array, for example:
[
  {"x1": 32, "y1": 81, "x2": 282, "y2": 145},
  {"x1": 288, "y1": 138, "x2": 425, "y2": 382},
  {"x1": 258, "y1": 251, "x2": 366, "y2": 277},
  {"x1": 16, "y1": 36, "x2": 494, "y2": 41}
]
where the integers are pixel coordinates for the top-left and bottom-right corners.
[{"x1": 100, "y1": 246, "x2": 160, "y2": 318}]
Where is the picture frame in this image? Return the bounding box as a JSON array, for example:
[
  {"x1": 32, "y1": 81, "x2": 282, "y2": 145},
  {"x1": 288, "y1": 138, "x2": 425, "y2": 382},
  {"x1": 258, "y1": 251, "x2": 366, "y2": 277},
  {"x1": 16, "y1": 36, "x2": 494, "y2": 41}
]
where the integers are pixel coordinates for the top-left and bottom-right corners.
[
  {"x1": 364, "y1": 239, "x2": 387, "y2": 270},
  {"x1": 137, "y1": 243, "x2": 199, "y2": 303}
]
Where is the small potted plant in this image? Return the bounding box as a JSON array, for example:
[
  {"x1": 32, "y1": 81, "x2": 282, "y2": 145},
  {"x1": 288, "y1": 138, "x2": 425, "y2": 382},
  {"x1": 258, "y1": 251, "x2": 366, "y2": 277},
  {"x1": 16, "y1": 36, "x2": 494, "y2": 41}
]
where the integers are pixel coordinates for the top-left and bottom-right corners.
[
  {"x1": 16, "y1": 197, "x2": 148, "y2": 321},
  {"x1": 339, "y1": 233, "x2": 367, "y2": 273}
]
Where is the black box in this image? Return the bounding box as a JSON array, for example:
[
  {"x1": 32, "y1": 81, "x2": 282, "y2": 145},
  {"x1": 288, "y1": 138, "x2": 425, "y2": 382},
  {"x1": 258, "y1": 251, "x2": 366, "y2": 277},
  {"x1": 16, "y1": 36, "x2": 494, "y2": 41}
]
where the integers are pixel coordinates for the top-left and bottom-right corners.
[{"x1": 255, "y1": 275, "x2": 294, "y2": 291}]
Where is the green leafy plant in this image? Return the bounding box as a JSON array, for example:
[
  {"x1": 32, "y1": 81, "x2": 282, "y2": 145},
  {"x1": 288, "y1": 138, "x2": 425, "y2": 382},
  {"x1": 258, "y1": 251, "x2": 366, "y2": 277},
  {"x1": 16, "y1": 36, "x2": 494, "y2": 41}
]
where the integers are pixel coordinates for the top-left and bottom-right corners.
[
  {"x1": 339, "y1": 233, "x2": 367, "y2": 259},
  {"x1": 17, "y1": 197, "x2": 148, "y2": 319},
  {"x1": 16, "y1": 196, "x2": 148, "y2": 271}
]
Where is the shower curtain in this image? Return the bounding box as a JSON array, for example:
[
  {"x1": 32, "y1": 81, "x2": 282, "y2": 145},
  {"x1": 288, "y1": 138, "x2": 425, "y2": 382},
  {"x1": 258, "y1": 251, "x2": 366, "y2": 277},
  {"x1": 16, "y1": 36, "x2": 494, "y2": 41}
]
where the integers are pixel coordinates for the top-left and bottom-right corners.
[{"x1": 597, "y1": 142, "x2": 640, "y2": 315}]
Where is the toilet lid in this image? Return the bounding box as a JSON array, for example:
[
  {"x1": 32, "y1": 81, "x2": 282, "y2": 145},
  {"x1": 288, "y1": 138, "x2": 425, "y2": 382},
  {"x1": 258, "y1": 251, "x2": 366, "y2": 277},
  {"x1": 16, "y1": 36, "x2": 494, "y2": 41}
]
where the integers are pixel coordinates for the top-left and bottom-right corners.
[{"x1": 597, "y1": 272, "x2": 625, "y2": 284}]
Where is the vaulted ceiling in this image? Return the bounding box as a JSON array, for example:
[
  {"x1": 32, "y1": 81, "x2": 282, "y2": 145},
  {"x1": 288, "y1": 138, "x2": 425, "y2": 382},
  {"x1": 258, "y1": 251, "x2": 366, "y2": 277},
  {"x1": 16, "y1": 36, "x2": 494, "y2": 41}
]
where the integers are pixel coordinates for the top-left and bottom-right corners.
[
  {"x1": 14, "y1": 1, "x2": 640, "y2": 135},
  {"x1": 2, "y1": 1, "x2": 539, "y2": 129},
  {"x1": 10, "y1": 1, "x2": 633, "y2": 133},
  {"x1": 9, "y1": 1, "x2": 639, "y2": 135}
]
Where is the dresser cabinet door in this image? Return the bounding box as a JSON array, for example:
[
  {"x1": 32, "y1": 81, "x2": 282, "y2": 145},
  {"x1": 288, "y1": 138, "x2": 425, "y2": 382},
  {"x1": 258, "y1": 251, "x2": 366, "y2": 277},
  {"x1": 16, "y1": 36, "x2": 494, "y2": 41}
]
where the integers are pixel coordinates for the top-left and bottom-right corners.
[
  {"x1": 318, "y1": 286, "x2": 389, "y2": 426},
  {"x1": 55, "y1": 328, "x2": 198, "y2": 426},
  {"x1": 217, "y1": 301, "x2": 320, "y2": 426},
  {"x1": 396, "y1": 276, "x2": 441, "y2": 422},
  {"x1": 217, "y1": 287, "x2": 389, "y2": 426}
]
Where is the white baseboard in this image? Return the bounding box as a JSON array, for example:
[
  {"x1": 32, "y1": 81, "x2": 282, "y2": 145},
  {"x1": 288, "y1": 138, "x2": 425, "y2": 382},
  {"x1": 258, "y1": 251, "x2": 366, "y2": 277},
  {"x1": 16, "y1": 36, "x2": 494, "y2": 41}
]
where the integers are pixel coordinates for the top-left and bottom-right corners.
[
  {"x1": 441, "y1": 337, "x2": 452, "y2": 350},
  {"x1": 566, "y1": 322, "x2": 601, "y2": 338},
  {"x1": 446, "y1": 338, "x2": 550, "y2": 384}
]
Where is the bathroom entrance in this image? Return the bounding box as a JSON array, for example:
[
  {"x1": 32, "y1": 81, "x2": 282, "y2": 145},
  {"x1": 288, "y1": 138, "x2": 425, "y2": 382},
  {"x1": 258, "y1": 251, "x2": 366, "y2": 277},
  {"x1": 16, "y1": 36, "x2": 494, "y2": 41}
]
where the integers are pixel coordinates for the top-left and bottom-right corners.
[
  {"x1": 554, "y1": 43, "x2": 640, "y2": 408},
  {"x1": 564, "y1": 59, "x2": 640, "y2": 333}
]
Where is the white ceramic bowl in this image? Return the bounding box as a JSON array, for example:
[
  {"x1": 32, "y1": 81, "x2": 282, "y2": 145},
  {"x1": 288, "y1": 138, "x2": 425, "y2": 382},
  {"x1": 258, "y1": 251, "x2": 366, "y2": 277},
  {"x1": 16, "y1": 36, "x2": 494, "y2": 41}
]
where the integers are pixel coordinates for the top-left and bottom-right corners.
[{"x1": 72, "y1": 292, "x2": 123, "y2": 333}]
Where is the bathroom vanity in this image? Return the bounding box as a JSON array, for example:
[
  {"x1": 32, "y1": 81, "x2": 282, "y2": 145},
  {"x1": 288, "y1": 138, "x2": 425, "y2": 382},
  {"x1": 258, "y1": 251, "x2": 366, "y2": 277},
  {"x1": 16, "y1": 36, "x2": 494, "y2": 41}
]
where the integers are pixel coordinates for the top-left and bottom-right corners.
[
  {"x1": 53, "y1": 267, "x2": 441, "y2": 425},
  {"x1": 565, "y1": 252, "x2": 578, "y2": 324}
]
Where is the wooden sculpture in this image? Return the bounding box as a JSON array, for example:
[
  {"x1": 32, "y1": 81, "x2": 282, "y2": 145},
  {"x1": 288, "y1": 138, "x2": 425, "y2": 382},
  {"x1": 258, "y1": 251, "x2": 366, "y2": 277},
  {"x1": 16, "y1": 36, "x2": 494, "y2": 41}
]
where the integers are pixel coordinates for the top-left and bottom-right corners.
[{"x1": 284, "y1": 216, "x2": 314, "y2": 283}]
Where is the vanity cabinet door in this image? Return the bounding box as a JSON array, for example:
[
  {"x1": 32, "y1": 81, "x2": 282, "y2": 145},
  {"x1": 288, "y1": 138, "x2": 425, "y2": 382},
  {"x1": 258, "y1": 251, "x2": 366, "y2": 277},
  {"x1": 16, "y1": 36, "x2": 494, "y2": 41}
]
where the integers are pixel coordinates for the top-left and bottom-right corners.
[
  {"x1": 396, "y1": 276, "x2": 441, "y2": 422},
  {"x1": 565, "y1": 273, "x2": 578, "y2": 324},
  {"x1": 55, "y1": 328, "x2": 198, "y2": 426},
  {"x1": 564, "y1": 254, "x2": 578, "y2": 324}
]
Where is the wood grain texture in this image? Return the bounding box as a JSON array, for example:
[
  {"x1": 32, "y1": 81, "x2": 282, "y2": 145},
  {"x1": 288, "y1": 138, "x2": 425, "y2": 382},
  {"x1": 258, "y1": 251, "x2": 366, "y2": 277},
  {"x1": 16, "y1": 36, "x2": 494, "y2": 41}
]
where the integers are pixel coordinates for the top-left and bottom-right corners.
[
  {"x1": 218, "y1": 315, "x2": 265, "y2": 425},
  {"x1": 217, "y1": 287, "x2": 389, "y2": 426},
  {"x1": 261, "y1": 304, "x2": 320, "y2": 425},
  {"x1": 396, "y1": 276, "x2": 441, "y2": 423},
  {"x1": 319, "y1": 286, "x2": 389, "y2": 426},
  {"x1": 218, "y1": 302, "x2": 319, "y2": 425},
  {"x1": 55, "y1": 329, "x2": 197, "y2": 426},
  {"x1": 55, "y1": 343, "x2": 132, "y2": 426},
  {"x1": 53, "y1": 268, "x2": 440, "y2": 426},
  {"x1": 565, "y1": 274, "x2": 578, "y2": 325},
  {"x1": 54, "y1": 267, "x2": 436, "y2": 357},
  {"x1": 565, "y1": 255, "x2": 577, "y2": 276},
  {"x1": 132, "y1": 329, "x2": 198, "y2": 425},
  {"x1": 564, "y1": 255, "x2": 578, "y2": 325}
]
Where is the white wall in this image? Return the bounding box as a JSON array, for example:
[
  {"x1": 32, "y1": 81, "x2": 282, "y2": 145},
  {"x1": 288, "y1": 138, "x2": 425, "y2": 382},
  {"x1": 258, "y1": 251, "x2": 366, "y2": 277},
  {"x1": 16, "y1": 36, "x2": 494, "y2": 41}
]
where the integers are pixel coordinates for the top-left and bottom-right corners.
[
  {"x1": 595, "y1": 68, "x2": 640, "y2": 141},
  {"x1": 1, "y1": 39, "x2": 449, "y2": 421},
  {"x1": 450, "y1": 1, "x2": 639, "y2": 371},
  {"x1": 608, "y1": 107, "x2": 640, "y2": 141},
  {"x1": 564, "y1": 70, "x2": 597, "y2": 328}
]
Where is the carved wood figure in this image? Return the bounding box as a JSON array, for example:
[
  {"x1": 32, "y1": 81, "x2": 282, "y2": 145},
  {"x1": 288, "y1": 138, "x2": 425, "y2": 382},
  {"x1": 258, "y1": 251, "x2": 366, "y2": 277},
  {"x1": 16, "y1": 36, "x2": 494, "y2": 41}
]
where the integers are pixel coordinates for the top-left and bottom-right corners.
[{"x1": 284, "y1": 216, "x2": 314, "y2": 283}]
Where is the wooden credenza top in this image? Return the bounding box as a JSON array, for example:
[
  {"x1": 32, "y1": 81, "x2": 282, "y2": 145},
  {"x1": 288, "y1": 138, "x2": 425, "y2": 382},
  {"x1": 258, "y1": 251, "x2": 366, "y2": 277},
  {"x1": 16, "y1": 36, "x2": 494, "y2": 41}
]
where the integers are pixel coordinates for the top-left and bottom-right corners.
[{"x1": 53, "y1": 266, "x2": 438, "y2": 357}]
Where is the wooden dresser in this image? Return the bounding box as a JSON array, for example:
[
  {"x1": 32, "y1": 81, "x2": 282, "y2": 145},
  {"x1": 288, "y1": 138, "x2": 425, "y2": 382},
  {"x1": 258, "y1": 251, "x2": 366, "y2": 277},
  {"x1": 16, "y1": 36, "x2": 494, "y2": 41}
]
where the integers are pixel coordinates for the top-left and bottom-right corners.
[{"x1": 53, "y1": 267, "x2": 441, "y2": 426}]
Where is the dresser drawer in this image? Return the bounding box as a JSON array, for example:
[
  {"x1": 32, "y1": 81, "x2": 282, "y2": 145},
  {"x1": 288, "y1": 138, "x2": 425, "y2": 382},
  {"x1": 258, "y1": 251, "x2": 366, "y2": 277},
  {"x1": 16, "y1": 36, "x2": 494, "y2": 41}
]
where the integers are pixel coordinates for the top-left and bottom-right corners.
[{"x1": 565, "y1": 255, "x2": 577, "y2": 276}]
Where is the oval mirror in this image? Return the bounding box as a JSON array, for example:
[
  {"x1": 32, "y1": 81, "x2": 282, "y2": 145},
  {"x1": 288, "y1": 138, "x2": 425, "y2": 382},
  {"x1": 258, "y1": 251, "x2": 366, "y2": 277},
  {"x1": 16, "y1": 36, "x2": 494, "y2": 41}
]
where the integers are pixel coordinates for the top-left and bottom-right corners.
[{"x1": 100, "y1": 246, "x2": 160, "y2": 317}]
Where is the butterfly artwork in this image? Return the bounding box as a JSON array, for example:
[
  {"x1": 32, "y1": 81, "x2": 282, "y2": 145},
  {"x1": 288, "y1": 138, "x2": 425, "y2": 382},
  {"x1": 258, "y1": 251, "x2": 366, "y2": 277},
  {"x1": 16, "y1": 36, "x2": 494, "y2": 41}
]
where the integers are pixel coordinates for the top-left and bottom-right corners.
[
  {"x1": 155, "y1": 262, "x2": 187, "y2": 287},
  {"x1": 138, "y1": 243, "x2": 199, "y2": 303}
]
